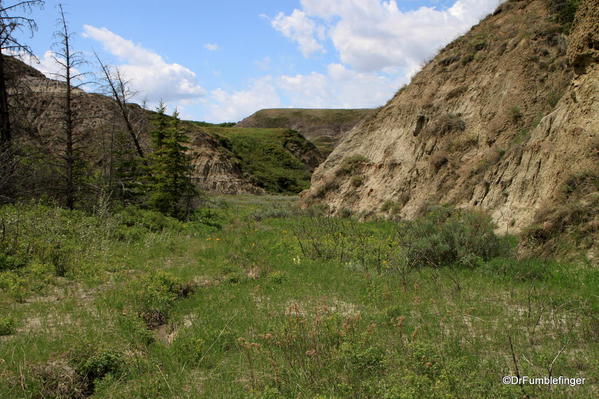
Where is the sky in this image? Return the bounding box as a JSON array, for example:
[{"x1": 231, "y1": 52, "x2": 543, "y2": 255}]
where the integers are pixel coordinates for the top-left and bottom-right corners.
[{"x1": 13, "y1": 0, "x2": 504, "y2": 122}]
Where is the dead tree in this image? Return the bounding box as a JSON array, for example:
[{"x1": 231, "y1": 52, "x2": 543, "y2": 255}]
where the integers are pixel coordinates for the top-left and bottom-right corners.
[
  {"x1": 0, "y1": 0, "x2": 44, "y2": 146},
  {"x1": 52, "y1": 4, "x2": 88, "y2": 209},
  {"x1": 95, "y1": 52, "x2": 145, "y2": 158}
]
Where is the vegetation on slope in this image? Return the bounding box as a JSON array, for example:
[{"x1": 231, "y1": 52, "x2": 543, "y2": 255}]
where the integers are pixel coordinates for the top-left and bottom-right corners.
[
  {"x1": 197, "y1": 125, "x2": 319, "y2": 193},
  {"x1": 0, "y1": 197, "x2": 597, "y2": 398},
  {"x1": 237, "y1": 108, "x2": 374, "y2": 155}
]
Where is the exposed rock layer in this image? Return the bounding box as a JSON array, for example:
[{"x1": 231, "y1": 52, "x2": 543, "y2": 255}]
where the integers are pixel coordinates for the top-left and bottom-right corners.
[
  {"x1": 302, "y1": 0, "x2": 598, "y2": 243},
  {"x1": 6, "y1": 57, "x2": 319, "y2": 195}
]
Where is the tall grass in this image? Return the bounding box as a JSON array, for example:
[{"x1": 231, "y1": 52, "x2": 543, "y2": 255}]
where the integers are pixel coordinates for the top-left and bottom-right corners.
[{"x1": 0, "y1": 197, "x2": 596, "y2": 398}]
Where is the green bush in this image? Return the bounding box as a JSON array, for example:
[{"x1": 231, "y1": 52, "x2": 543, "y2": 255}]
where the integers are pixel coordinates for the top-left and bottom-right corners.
[
  {"x1": 133, "y1": 271, "x2": 194, "y2": 328},
  {"x1": 546, "y1": 0, "x2": 581, "y2": 31},
  {"x1": 0, "y1": 316, "x2": 15, "y2": 336},
  {"x1": 0, "y1": 252, "x2": 26, "y2": 272},
  {"x1": 396, "y1": 206, "x2": 511, "y2": 269},
  {"x1": 75, "y1": 350, "x2": 125, "y2": 386},
  {"x1": 117, "y1": 206, "x2": 183, "y2": 232}
]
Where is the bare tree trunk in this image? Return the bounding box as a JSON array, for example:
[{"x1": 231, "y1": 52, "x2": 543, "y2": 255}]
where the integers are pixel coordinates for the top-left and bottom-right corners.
[
  {"x1": 0, "y1": 51, "x2": 11, "y2": 146},
  {"x1": 59, "y1": 5, "x2": 75, "y2": 209},
  {"x1": 95, "y1": 54, "x2": 145, "y2": 158}
]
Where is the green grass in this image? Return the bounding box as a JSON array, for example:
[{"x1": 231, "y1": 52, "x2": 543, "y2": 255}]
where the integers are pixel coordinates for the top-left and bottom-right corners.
[
  {"x1": 202, "y1": 126, "x2": 317, "y2": 193},
  {"x1": 0, "y1": 197, "x2": 597, "y2": 398},
  {"x1": 237, "y1": 108, "x2": 374, "y2": 155}
]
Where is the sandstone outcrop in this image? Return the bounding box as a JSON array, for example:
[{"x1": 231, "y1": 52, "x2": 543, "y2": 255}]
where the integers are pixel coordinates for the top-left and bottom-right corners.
[{"x1": 302, "y1": 0, "x2": 598, "y2": 253}]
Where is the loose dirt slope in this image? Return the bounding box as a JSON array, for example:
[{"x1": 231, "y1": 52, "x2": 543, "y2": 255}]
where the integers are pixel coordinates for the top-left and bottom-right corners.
[{"x1": 302, "y1": 0, "x2": 598, "y2": 254}]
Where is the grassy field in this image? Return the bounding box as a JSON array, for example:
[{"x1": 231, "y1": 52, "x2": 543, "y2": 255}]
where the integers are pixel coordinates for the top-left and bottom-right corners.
[{"x1": 0, "y1": 196, "x2": 597, "y2": 398}]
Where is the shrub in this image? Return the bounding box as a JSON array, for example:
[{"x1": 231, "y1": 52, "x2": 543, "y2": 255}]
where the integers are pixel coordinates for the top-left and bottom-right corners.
[
  {"x1": 337, "y1": 155, "x2": 370, "y2": 176},
  {"x1": 546, "y1": 0, "x2": 581, "y2": 31},
  {"x1": 75, "y1": 349, "x2": 125, "y2": 388},
  {"x1": 0, "y1": 316, "x2": 15, "y2": 335},
  {"x1": 0, "y1": 252, "x2": 25, "y2": 272},
  {"x1": 430, "y1": 151, "x2": 449, "y2": 171},
  {"x1": 461, "y1": 54, "x2": 474, "y2": 65},
  {"x1": 117, "y1": 206, "x2": 182, "y2": 233},
  {"x1": 509, "y1": 106, "x2": 523, "y2": 122},
  {"x1": 381, "y1": 200, "x2": 403, "y2": 215},
  {"x1": 425, "y1": 114, "x2": 465, "y2": 136},
  {"x1": 133, "y1": 271, "x2": 195, "y2": 328},
  {"x1": 396, "y1": 206, "x2": 511, "y2": 269},
  {"x1": 350, "y1": 175, "x2": 364, "y2": 188}
]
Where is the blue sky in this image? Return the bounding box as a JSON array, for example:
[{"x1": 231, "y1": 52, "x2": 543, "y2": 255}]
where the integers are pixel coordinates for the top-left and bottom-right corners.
[{"x1": 15, "y1": 0, "x2": 503, "y2": 122}]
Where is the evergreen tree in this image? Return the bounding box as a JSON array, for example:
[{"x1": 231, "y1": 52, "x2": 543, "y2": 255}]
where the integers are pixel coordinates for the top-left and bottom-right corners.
[{"x1": 145, "y1": 104, "x2": 197, "y2": 219}]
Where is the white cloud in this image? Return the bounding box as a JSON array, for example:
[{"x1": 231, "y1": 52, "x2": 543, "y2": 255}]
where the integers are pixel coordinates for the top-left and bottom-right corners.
[
  {"x1": 274, "y1": 0, "x2": 504, "y2": 71},
  {"x1": 206, "y1": 76, "x2": 282, "y2": 122},
  {"x1": 271, "y1": 9, "x2": 326, "y2": 57},
  {"x1": 205, "y1": 64, "x2": 406, "y2": 122},
  {"x1": 13, "y1": 50, "x2": 83, "y2": 81},
  {"x1": 204, "y1": 43, "x2": 219, "y2": 51},
  {"x1": 82, "y1": 25, "x2": 205, "y2": 103}
]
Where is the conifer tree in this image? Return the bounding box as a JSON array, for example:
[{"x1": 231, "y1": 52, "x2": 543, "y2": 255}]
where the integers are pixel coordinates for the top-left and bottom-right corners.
[{"x1": 145, "y1": 104, "x2": 197, "y2": 219}]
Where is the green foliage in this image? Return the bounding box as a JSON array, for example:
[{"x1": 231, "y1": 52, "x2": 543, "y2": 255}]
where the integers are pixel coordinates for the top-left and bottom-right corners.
[
  {"x1": 145, "y1": 106, "x2": 198, "y2": 219},
  {"x1": 1, "y1": 196, "x2": 597, "y2": 399},
  {"x1": 73, "y1": 348, "x2": 125, "y2": 388},
  {"x1": 546, "y1": 0, "x2": 581, "y2": 31},
  {"x1": 482, "y1": 257, "x2": 553, "y2": 282},
  {"x1": 117, "y1": 206, "x2": 183, "y2": 232},
  {"x1": 397, "y1": 206, "x2": 511, "y2": 269},
  {"x1": 207, "y1": 127, "x2": 314, "y2": 193},
  {"x1": 132, "y1": 270, "x2": 195, "y2": 328},
  {"x1": 0, "y1": 316, "x2": 15, "y2": 336},
  {"x1": 0, "y1": 252, "x2": 25, "y2": 272}
]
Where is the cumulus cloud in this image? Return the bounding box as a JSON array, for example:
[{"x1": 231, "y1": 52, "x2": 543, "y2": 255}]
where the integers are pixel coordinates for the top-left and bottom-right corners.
[
  {"x1": 206, "y1": 77, "x2": 282, "y2": 122},
  {"x1": 82, "y1": 25, "x2": 205, "y2": 102},
  {"x1": 205, "y1": 64, "x2": 406, "y2": 122},
  {"x1": 274, "y1": 0, "x2": 504, "y2": 71},
  {"x1": 271, "y1": 9, "x2": 326, "y2": 57},
  {"x1": 204, "y1": 43, "x2": 219, "y2": 51},
  {"x1": 13, "y1": 50, "x2": 83, "y2": 81}
]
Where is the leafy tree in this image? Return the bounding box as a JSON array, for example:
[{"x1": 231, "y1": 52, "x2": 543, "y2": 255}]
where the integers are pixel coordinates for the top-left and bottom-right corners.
[{"x1": 144, "y1": 104, "x2": 197, "y2": 219}]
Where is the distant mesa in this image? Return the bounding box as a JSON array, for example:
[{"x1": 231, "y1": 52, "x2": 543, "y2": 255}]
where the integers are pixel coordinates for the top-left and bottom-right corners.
[{"x1": 236, "y1": 108, "x2": 375, "y2": 156}]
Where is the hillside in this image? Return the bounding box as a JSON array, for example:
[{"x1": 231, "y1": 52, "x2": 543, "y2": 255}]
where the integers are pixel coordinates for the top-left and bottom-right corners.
[
  {"x1": 236, "y1": 108, "x2": 374, "y2": 155},
  {"x1": 184, "y1": 123, "x2": 323, "y2": 193},
  {"x1": 4, "y1": 57, "x2": 321, "y2": 197},
  {"x1": 302, "y1": 0, "x2": 598, "y2": 257}
]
